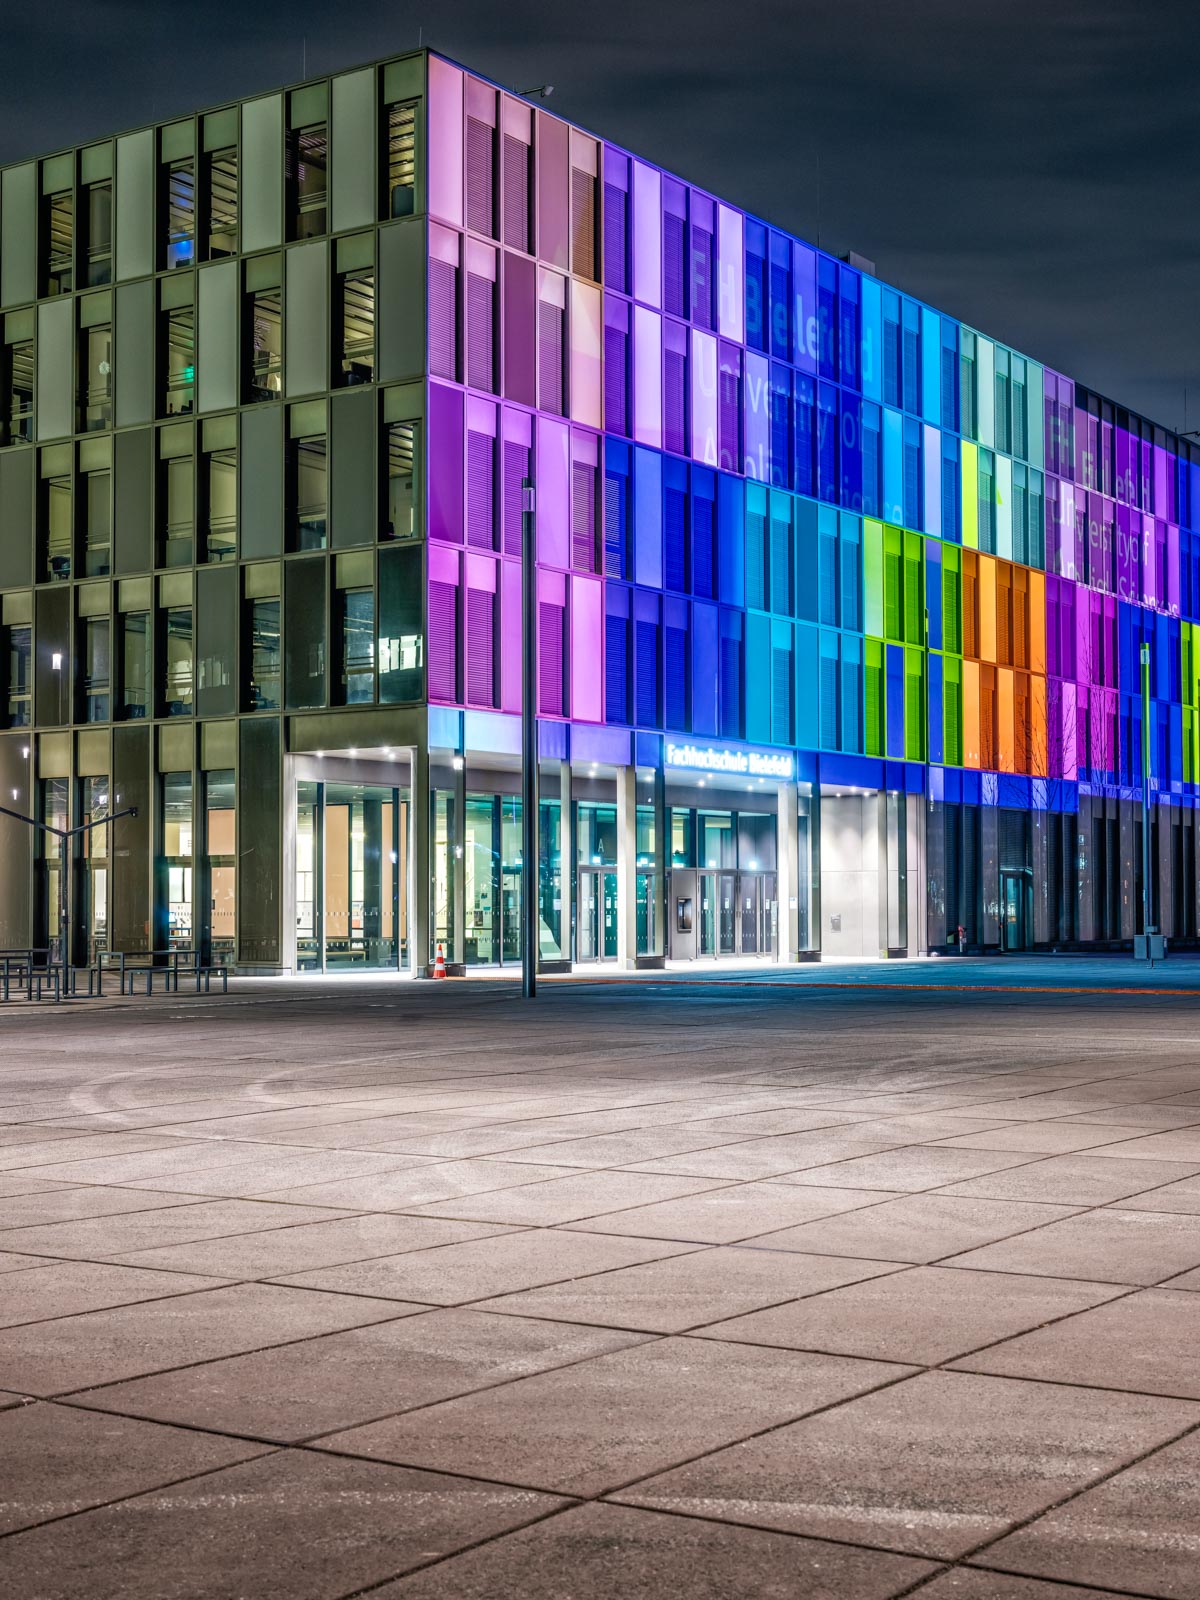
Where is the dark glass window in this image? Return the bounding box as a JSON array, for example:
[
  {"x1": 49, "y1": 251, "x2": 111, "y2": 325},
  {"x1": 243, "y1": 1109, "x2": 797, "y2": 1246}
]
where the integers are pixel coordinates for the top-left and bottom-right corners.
[
  {"x1": 119, "y1": 612, "x2": 150, "y2": 719},
  {"x1": 80, "y1": 325, "x2": 113, "y2": 431},
  {"x1": 163, "y1": 307, "x2": 195, "y2": 415},
  {"x1": 4, "y1": 625, "x2": 31, "y2": 727},
  {"x1": 288, "y1": 433, "x2": 327, "y2": 551},
  {"x1": 82, "y1": 617, "x2": 110, "y2": 722},
  {"x1": 162, "y1": 605, "x2": 193, "y2": 716},
  {"x1": 83, "y1": 467, "x2": 111, "y2": 577},
  {"x1": 386, "y1": 103, "x2": 417, "y2": 218},
  {"x1": 160, "y1": 454, "x2": 194, "y2": 567},
  {"x1": 378, "y1": 543, "x2": 423, "y2": 703},
  {"x1": 202, "y1": 445, "x2": 237, "y2": 562},
  {"x1": 246, "y1": 287, "x2": 282, "y2": 402},
  {"x1": 84, "y1": 182, "x2": 112, "y2": 286},
  {"x1": 337, "y1": 268, "x2": 375, "y2": 386},
  {"x1": 3, "y1": 339, "x2": 34, "y2": 445},
  {"x1": 44, "y1": 190, "x2": 73, "y2": 295},
  {"x1": 338, "y1": 588, "x2": 375, "y2": 704},
  {"x1": 246, "y1": 597, "x2": 281, "y2": 710},
  {"x1": 204, "y1": 147, "x2": 238, "y2": 257},
  {"x1": 40, "y1": 474, "x2": 72, "y2": 583},
  {"x1": 384, "y1": 420, "x2": 418, "y2": 540},
  {"x1": 164, "y1": 158, "x2": 195, "y2": 269},
  {"x1": 288, "y1": 124, "x2": 327, "y2": 239}
]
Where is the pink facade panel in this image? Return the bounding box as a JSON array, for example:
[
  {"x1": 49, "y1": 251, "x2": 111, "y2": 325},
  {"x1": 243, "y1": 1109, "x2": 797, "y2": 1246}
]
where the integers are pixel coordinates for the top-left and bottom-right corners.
[
  {"x1": 537, "y1": 111, "x2": 569, "y2": 270},
  {"x1": 717, "y1": 205, "x2": 744, "y2": 343},
  {"x1": 743, "y1": 351, "x2": 769, "y2": 480},
  {"x1": 633, "y1": 304, "x2": 662, "y2": 450},
  {"x1": 691, "y1": 328, "x2": 718, "y2": 466},
  {"x1": 632, "y1": 161, "x2": 661, "y2": 309},
  {"x1": 500, "y1": 560, "x2": 522, "y2": 712},
  {"x1": 570, "y1": 575, "x2": 603, "y2": 723},
  {"x1": 570, "y1": 280, "x2": 603, "y2": 430},
  {"x1": 427, "y1": 57, "x2": 464, "y2": 228}
]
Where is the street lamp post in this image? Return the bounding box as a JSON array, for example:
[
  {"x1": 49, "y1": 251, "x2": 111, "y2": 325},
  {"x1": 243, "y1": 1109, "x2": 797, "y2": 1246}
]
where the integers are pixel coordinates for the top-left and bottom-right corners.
[
  {"x1": 0, "y1": 801, "x2": 137, "y2": 999},
  {"x1": 1137, "y1": 639, "x2": 1157, "y2": 965},
  {"x1": 520, "y1": 476, "x2": 538, "y2": 1000}
]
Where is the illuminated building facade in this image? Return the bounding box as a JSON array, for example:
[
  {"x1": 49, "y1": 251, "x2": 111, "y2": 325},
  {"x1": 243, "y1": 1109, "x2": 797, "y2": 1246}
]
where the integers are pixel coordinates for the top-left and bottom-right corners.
[{"x1": 1, "y1": 48, "x2": 1198, "y2": 970}]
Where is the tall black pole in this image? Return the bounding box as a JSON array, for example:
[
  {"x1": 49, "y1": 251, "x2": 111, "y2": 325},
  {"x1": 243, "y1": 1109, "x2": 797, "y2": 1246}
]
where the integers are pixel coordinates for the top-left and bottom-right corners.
[
  {"x1": 521, "y1": 477, "x2": 538, "y2": 999},
  {"x1": 0, "y1": 803, "x2": 136, "y2": 1000}
]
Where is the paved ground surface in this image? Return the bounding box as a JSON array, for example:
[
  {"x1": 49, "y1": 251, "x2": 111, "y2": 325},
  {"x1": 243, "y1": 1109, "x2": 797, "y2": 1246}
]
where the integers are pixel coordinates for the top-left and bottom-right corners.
[{"x1": 2, "y1": 958, "x2": 1200, "y2": 1597}]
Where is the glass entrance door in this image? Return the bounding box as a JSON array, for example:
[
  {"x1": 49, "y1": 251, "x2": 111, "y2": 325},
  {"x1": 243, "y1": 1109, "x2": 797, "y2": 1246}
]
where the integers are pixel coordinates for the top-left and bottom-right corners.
[
  {"x1": 294, "y1": 779, "x2": 408, "y2": 971},
  {"x1": 698, "y1": 870, "x2": 737, "y2": 956},
  {"x1": 578, "y1": 867, "x2": 618, "y2": 961},
  {"x1": 738, "y1": 872, "x2": 778, "y2": 957},
  {"x1": 1001, "y1": 870, "x2": 1031, "y2": 951}
]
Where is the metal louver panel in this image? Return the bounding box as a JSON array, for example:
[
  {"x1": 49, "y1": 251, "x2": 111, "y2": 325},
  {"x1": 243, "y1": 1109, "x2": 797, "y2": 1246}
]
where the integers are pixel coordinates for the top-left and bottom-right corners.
[
  {"x1": 663, "y1": 350, "x2": 686, "y2": 455},
  {"x1": 604, "y1": 324, "x2": 627, "y2": 434},
  {"x1": 692, "y1": 496, "x2": 714, "y2": 599},
  {"x1": 502, "y1": 134, "x2": 529, "y2": 250},
  {"x1": 570, "y1": 167, "x2": 595, "y2": 279},
  {"x1": 664, "y1": 625, "x2": 687, "y2": 729},
  {"x1": 746, "y1": 512, "x2": 767, "y2": 611},
  {"x1": 772, "y1": 645, "x2": 793, "y2": 745},
  {"x1": 841, "y1": 543, "x2": 859, "y2": 631},
  {"x1": 605, "y1": 612, "x2": 627, "y2": 721},
  {"x1": 770, "y1": 517, "x2": 791, "y2": 615},
  {"x1": 538, "y1": 301, "x2": 563, "y2": 416},
  {"x1": 719, "y1": 634, "x2": 741, "y2": 738},
  {"x1": 467, "y1": 586, "x2": 493, "y2": 706},
  {"x1": 502, "y1": 442, "x2": 528, "y2": 558},
  {"x1": 664, "y1": 213, "x2": 686, "y2": 317},
  {"x1": 998, "y1": 582, "x2": 1012, "y2": 666},
  {"x1": 538, "y1": 601, "x2": 564, "y2": 716},
  {"x1": 428, "y1": 259, "x2": 457, "y2": 380},
  {"x1": 819, "y1": 652, "x2": 838, "y2": 749},
  {"x1": 841, "y1": 658, "x2": 861, "y2": 752},
  {"x1": 904, "y1": 554, "x2": 922, "y2": 644},
  {"x1": 466, "y1": 117, "x2": 494, "y2": 236},
  {"x1": 466, "y1": 273, "x2": 494, "y2": 392},
  {"x1": 466, "y1": 431, "x2": 494, "y2": 549},
  {"x1": 603, "y1": 182, "x2": 626, "y2": 291},
  {"x1": 571, "y1": 462, "x2": 596, "y2": 571},
  {"x1": 664, "y1": 487, "x2": 687, "y2": 592},
  {"x1": 819, "y1": 533, "x2": 837, "y2": 627},
  {"x1": 691, "y1": 228, "x2": 713, "y2": 328},
  {"x1": 635, "y1": 618, "x2": 659, "y2": 726},
  {"x1": 428, "y1": 580, "x2": 457, "y2": 701},
  {"x1": 604, "y1": 473, "x2": 625, "y2": 577}
]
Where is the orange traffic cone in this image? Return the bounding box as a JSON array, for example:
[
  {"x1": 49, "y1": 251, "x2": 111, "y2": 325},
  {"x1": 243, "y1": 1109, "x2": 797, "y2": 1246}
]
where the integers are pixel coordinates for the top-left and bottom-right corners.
[{"x1": 432, "y1": 942, "x2": 447, "y2": 979}]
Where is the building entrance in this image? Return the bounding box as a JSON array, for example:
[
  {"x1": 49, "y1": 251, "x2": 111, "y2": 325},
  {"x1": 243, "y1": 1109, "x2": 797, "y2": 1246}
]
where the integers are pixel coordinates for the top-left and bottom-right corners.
[
  {"x1": 295, "y1": 780, "x2": 408, "y2": 971},
  {"x1": 1001, "y1": 869, "x2": 1032, "y2": 951},
  {"x1": 578, "y1": 866, "x2": 618, "y2": 961},
  {"x1": 668, "y1": 802, "x2": 778, "y2": 960}
]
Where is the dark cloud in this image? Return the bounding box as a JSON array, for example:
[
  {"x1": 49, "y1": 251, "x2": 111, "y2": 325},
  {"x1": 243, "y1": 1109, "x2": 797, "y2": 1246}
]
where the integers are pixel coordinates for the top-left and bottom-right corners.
[{"x1": 3, "y1": 0, "x2": 1197, "y2": 427}]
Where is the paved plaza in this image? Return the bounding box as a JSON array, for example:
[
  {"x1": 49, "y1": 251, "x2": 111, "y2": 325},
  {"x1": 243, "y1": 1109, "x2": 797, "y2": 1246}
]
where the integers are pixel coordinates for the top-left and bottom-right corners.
[{"x1": 1, "y1": 961, "x2": 1199, "y2": 1597}]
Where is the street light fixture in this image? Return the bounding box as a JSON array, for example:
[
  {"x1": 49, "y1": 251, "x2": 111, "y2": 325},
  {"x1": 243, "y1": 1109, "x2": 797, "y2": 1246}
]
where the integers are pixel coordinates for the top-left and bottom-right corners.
[{"x1": 0, "y1": 800, "x2": 138, "y2": 998}]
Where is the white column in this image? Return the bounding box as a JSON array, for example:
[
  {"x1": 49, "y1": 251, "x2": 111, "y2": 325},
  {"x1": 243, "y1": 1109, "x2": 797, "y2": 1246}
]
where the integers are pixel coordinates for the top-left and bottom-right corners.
[
  {"x1": 777, "y1": 782, "x2": 800, "y2": 963},
  {"x1": 616, "y1": 764, "x2": 638, "y2": 969}
]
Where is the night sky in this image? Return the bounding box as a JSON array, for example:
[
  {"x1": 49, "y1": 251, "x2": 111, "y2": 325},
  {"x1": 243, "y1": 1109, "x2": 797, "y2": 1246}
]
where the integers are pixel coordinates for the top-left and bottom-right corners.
[{"x1": 3, "y1": 0, "x2": 1197, "y2": 430}]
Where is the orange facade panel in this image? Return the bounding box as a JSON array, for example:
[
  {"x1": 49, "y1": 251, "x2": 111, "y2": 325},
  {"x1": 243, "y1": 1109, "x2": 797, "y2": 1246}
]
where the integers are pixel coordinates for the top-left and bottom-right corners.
[
  {"x1": 1031, "y1": 670, "x2": 1048, "y2": 777},
  {"x1": 997, "y1": 666, "x2": 1016, "y2": 773},
  {"x1": 1029, "y1": 570, "x2": 1046, "y2": 677},
  {"x1": 978, "y1": 554, "x2": 997, "y2": 663}
]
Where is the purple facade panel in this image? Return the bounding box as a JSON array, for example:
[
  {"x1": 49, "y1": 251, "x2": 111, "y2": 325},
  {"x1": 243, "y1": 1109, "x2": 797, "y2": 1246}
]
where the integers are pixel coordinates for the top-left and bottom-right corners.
[
  {"x1": 632, "y1": 161, "x2": 662, "y2": 310},
  {"x1": 571, "y1": 574, "x2": 603, "y2": 722},
  {"x1": 427, "y1": 57, "x2": 464, "y2": 228},
  {"x1": 503, "y1": 251, "x2": 537, "y2": 406},
  {"x1": 428, "y1": 381, "x2": 464, "y2": 544},
  {"x1": 633, "y1": 304, "x2": 662, "y2": 450},
  {"x1": 536, "y1": 415, "x2": 570, "y2": 570},
  {"x1": 500, "y1": 559, "x2": 522, "y2": 713}
]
